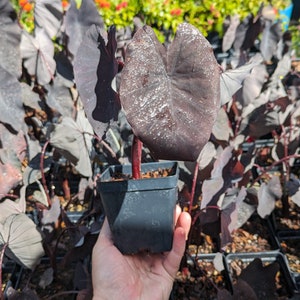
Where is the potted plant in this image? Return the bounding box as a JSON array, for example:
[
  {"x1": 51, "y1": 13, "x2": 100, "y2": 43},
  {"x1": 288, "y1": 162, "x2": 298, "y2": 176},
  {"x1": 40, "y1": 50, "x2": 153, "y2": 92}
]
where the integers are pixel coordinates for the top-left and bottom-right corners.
[{"x1": 73, "y1": 23, "x2": 220, "y2": 254}]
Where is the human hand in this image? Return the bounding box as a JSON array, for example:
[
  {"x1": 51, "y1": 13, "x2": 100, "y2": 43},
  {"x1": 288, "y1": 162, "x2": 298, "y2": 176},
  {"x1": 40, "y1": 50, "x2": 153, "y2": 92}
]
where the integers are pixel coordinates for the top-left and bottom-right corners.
[{"x1": 92, "y1": 205, "x2": 191, "y2": 300}]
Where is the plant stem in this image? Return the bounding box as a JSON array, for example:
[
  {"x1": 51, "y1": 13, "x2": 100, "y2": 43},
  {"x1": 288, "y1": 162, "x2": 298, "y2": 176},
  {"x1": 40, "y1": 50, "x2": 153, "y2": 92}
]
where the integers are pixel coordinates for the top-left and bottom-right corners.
[
  {"x1": 40, "y1": 140, "x2": 52, "y2": 207},
  {"x1": 131, "y1": 135, "x2": 142, "y2": 179},
  {"x1": 189, "y1": 162, "x2": 199, "y2": 214},
  {"x1": 251, "y1": 153, "x2": 300, "y2": 186}
]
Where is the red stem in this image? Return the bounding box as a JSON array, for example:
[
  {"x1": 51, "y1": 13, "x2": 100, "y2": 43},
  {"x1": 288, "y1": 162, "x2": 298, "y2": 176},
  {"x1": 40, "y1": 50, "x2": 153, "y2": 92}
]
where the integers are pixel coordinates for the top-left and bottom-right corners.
[
  {"x1": 131, "y1": 135, "x2": 142, "y2": 179},
  {"x1": 40, "y1": 140, "x2": 52, "y2": 207},
  {"x1": 251, "y1": 153, "x2": 300, "y2": 186},
  {"x1": 189, "y1": 162, "x2": 199, "y2": 214}
]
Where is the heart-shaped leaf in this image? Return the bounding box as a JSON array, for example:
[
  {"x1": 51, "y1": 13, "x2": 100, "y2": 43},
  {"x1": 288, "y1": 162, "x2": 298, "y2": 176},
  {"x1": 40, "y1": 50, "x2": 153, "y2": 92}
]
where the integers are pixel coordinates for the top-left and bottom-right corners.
[
  {"x1": 0, "y1": 0, "x2": 15, "y2": 17},
  {"x1": 257, "y1": 175, "x2": 282, "y2": 218},
  {"x1": 260, "y1": 20, "x2": 282, "y2": 62},
  {"x1": 0, "y1": 66, "x2": 24, "y2": 132},
  {"x1": 34, "y1": 0, "x2": 63, "y2": 39},
  {"x1": 73, "y1": 25, "x2": 120, "y2": 140},
  {"x1": 49, "y1": 110, "x2": 94, "y2": 177},
  {"x1": 120, "y1": 23, "x2": 220, "y2": 161},
  {"x1": 20, "y1": 27, "x2": 56, "y2": 85},
  {"x1": 0, "y1": 19, "x2": 21, "y2": 78},
  {"x1": 220, "y1": 187, "x2": 247, "y2": 247},
  {"x1": 0, "y1": 125, "x2": 27, "y2": 162},
  {"x1": 222, "y1": 14, "x2": 240, "y2": 52},
  {"x1": 21, "y1": 83, "x2": 42, "y2": 110},
  {"x1": 22, "y1": 153, "x2": 52, "y2": 186},
  {"x1": 237, "y1": 63, "x2": 268, "y2": 107},
  {"x1": 220, "y1": 54, "x2": 263, "y2": 106},
  {"x1": 0, "y1": 195, "x2": 25, "y2": 223},
  {"x1": 64, "y1": 0, "x2": 104, "y2": 57},
  {"x1": 0, "y1": 213, "x2": 44, "y2": 269},
  {"x1": 45, "y1": 75, "x2": 75, "y2": 118}
]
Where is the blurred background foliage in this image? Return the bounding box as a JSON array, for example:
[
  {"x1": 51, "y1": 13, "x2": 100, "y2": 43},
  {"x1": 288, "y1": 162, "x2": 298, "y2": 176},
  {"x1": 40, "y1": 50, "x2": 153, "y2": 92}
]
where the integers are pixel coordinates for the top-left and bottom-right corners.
[{"x1": 10, "y1": 0, "x2": 299, "y2": 50}]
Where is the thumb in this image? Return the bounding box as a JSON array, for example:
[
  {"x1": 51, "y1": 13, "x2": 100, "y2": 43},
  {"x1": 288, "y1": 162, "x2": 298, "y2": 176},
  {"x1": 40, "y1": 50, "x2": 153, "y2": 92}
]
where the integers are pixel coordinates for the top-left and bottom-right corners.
[{"x1": 163, "y1": 226, "x2": 187, "y2": 278}]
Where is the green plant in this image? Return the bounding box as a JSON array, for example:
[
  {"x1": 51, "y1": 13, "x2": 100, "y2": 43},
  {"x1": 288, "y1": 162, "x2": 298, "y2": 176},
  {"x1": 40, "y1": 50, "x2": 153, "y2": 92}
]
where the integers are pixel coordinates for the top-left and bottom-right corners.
[{"x1": 290, "y1": 24, "x2": 300, "y2": 57}]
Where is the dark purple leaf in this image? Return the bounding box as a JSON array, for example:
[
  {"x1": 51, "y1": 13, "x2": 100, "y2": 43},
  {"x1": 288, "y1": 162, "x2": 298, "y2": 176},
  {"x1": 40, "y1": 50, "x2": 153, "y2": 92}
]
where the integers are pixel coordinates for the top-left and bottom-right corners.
[
  {"x1": 120, "y1": 23, "x2": 220, "y2": 161},
  {"x1": 0, "y1": 125, "x2": 27, "y2": 162},
  {"x1": 21, "y1": 83, "x2": 42, "y2": 110},
  {"x1": 286, "y1": 174, "x2": 300, "y2": 197},
  {"x1": 212, "y1": 108, "x2": 232, "y2": 142},
  {"x1": 239, "y1": 258, "x2": 279, "y2": 299},
  {"x1": 237, "y1": 63, "x2": 268, "y2": 107},
  {"x1": 54, "y1": 51, "x2": 74, "y2": 81},
  {"x1": 74, "y1": 25, "x2": 120, "y2": 140},
  {"x1": 23, "y1": 153, "x2": 52, "y2": 185},
  {"x1": 45, "y1": 75, "x2": 74, "y2": 118},
  {"x1": 38, "y1": 267, "x2": 54, "y2": 289},
  {"x1": 0, "y1": 162, "x2": 22, "y2": 201},
  {"x1": 64, "y1": 0, "x2": 104, "y2": 57},
  {"x1": 0, "y1": 0, "x2": 17, "y2": 22},
  {"x1": 49, "y1": 111, "x2": 94, "y2": 177},
  {"x1": 6, "y1": 287, "x2": 39, "y2": 300},
  {"x1": 222, "y1": 14, "x2": 240, "y2": 52},
  {"x1": 233, "y1": 14, "x2": 252, "y2": 52},
  {"x1": 201, "y1": 146, "x2": 243, "y2": 209},
  {"x1": 239, "y1": 102, "x2": 282, "y2": 138},
  {"x1": 257, "y1": 175, "x2": 282, "y2": 218},
  {"x1": 260, "y1": 20, "x2": 282, "y2": 62},
  {"x1": 0, "y1": 196, "x2": 25, "y2": 223},
  {"x1": 41, "y1": 196, "x2": 61, "y2": 228},
  {"x1": 34, "y1": 0, "x2": 63, "y2": 39},
  {"x1": 0, "y1": 213, "x2": 44, "y2": 269},
  {"x1": 0, "y1": 21, "x2": 21, "y2": 78},
  {"x1": 0, "y1": 66, "x2": 24, "y2": 132},
  {"x1": 220, "y1": 54, "x2": 263, "y2": 106},
  {"x1": 241, "y1": 14, "x2": 263, "y2": 51},
  {"x1": 220, "y1": 283, "x2": 258, "y2": 300},
  {"x1": 220, "y1": 187, "x2": 246, "y2": 248},
  {"x1": 20, "y1": 27, "x2": 56, "y2": 85}
]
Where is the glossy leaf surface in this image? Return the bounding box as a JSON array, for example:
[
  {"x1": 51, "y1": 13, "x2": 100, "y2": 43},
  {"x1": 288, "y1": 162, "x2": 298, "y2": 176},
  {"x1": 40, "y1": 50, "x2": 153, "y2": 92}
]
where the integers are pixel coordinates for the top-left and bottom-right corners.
[{"x1": 120, "y1": 23, "x2": 220, "y2": 161}]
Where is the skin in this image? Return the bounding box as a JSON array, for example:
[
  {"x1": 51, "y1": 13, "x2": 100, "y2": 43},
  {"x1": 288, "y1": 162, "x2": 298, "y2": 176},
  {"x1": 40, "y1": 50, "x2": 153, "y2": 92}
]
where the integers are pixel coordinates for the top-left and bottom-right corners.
[{"x1": 92, "y1": 205, "x2": 191, "y2": 300}]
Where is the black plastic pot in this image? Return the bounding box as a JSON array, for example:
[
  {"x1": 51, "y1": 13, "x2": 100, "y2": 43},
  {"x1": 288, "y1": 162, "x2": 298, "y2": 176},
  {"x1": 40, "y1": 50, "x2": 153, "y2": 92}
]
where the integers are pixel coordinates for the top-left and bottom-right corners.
[{"x1": 97, "y1": 161, "x2": 179, "y2": 254}]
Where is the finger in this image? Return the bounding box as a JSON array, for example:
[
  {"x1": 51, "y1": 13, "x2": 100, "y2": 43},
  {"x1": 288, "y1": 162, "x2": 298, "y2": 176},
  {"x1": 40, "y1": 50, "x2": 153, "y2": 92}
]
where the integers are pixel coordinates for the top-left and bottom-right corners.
[
  {"x1": 163, "y1": 226, "x2": 186, "y2": 279},
  {"x1": 175, "y1": 211, "x2": 191, "y2": 240},
  {"x1": 174, "y1": 205, "x2": 182, "y2": 225},
  {"x1": 97, "y1": 218, "x2": 114, "y2": 247}
]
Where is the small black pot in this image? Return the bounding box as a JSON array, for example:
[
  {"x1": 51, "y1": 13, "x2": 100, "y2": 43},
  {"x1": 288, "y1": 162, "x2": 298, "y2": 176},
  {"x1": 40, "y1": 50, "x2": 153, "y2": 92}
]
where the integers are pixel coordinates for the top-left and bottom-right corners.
[{"x1": 97, "y1": 161, "x2": 179, "y2": 254}]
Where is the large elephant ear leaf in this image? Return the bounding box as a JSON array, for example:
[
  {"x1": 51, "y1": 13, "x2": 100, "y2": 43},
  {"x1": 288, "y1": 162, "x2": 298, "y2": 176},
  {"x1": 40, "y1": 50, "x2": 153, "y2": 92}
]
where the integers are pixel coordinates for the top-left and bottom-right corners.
[
  {"x1": 64, "y1": 0, "x2": 104, "y2": 57},
  {"x1": 0, "y1": 66, "x2": 24, "y2": 132},
  {"x1": 34, "y1": 0, "x2": 63, "y2": 39},
  {"x1": 0, "y1": 214, "x2": 44, "y2": 270},
  {"x1": 120, "y1": 23, "x2": 220, "y2": 161},
  {"x1": 0, "y1": 21, "x2": 22, "y2": 78},
  {"x1": 20, "y1": 27, "x2": 56, "y2": 85},
  {"x1": 49, "y1": 110, "x2": 94, "y2": 177},
  {"x1": 74, "y1": 25, "x2": 120, "y2": 140}
]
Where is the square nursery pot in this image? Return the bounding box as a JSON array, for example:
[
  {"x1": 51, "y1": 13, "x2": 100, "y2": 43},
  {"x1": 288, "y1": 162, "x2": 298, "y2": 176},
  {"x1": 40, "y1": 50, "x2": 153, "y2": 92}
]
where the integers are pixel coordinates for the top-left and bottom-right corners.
[{"x1": 97, "y1": 161, "x2": 179, "y2": 254}]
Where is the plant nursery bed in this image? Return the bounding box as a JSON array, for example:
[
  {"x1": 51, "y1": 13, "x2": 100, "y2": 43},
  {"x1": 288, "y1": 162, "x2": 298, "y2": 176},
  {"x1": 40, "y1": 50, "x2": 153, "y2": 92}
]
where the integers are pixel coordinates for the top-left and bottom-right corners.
[
  {"x1": 224, "y1": 214, "x2": 278, "y2": 253},
  {"x1": 171, "y1": 253, "x2": 230, "y2": 300},
  {"x1": 225, "y1": 251, "x2": 298, "y2": 299}
]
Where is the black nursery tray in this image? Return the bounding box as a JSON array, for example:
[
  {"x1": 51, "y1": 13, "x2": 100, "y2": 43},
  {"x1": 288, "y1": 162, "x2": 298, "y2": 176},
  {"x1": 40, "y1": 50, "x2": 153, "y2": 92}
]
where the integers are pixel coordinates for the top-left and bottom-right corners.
[
  {"x1": 277, "y1": 230, "x2": 300, "y2": 286},
  {"x1": 172, "y1": 253, "x2": 230, "y2": 300},
  {"x1": 2, "y1": 260, "x2": 24, "y2": 299},
  {"x1": 225, "y1": 251, "x2": 298, "y2": 299}
]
